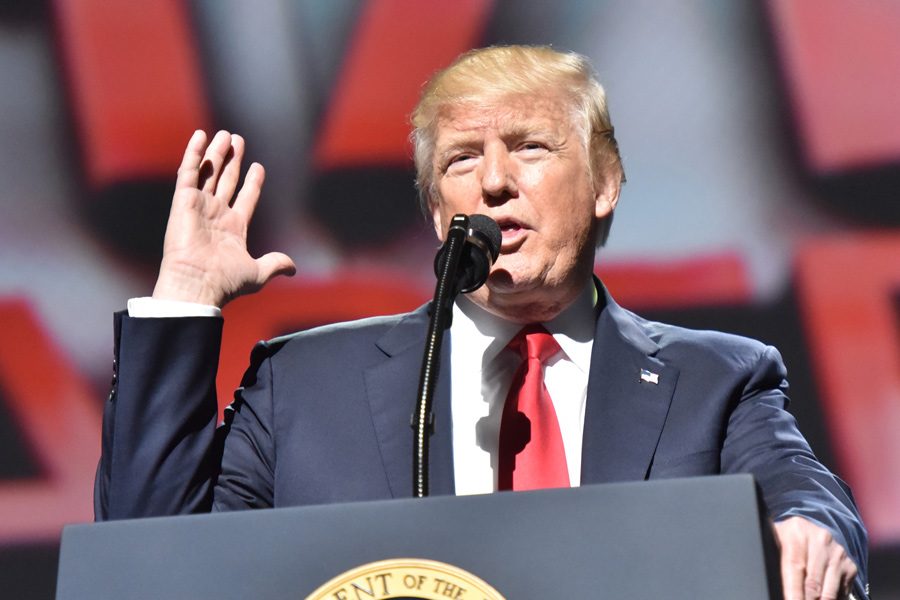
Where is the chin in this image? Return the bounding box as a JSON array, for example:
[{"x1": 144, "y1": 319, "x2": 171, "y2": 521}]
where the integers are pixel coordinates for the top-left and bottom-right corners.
[{"x1": 485, "y1": 269, "x2": 543, "y2": 295}]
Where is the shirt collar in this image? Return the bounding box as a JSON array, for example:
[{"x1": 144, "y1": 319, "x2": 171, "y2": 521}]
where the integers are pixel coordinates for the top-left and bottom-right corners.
[
  {"x1": 451, "y1": 281, "x2": 597, "y2": 373},
  {"x1": 543, "y1": 281, "x2": 597, "y2": 374}
]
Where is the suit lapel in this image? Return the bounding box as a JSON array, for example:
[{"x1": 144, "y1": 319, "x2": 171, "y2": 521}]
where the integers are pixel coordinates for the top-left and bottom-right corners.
[
  {"x1": 581, "y1": 288, "x2": 679, "y2": 484},
  {"x1": 364, "y1": 305, "x2": 455, "y2": 498}
]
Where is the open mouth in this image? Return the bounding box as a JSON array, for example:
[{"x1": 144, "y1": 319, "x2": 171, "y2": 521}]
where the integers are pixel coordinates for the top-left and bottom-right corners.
[{"x1": 495, "y1": 217, "x2": 528, "y2": 248}]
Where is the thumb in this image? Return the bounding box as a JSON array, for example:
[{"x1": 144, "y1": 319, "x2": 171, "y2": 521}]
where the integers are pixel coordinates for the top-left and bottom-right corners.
[{"x1": 255, "y1": 252, "x2": 297, "y2": 285}]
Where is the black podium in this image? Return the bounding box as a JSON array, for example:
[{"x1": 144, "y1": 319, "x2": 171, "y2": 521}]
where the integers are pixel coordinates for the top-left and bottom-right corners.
[{"x1": 57, "y1": 475, "x2": 781, "y2": 599}]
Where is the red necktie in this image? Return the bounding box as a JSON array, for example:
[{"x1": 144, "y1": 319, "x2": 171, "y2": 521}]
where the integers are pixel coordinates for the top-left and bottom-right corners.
[{"x1": 498, "y1": 325, "x2": 569, "y2": 491}]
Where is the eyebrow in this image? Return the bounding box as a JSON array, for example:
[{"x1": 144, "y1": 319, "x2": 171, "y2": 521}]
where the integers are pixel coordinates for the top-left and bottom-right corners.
[
  {"x1": 436, "y1": 122, "x2": 563, "y2": 162},
  {"x1": 435, "y1": 138, "x2": 480, "y2": 165}
]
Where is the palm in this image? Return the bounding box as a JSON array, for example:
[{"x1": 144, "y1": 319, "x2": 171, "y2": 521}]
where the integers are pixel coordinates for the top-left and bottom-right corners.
[{"x1": 153, "y1": 131, "x2": 295, "y2": 307}]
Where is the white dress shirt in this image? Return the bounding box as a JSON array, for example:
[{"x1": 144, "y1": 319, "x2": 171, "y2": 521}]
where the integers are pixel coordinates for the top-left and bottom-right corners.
[
  {"x1": 128, "y1": 282, "x2": 597, "y2": 496},
  {"x1": 448, "y1": 284, "x2": 596, "y2": 495}
]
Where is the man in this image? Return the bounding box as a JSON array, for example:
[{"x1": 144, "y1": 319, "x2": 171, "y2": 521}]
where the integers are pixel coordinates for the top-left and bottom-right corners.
[{"x1": 95, "y1": 46, "x2": 867, "y2": 599}]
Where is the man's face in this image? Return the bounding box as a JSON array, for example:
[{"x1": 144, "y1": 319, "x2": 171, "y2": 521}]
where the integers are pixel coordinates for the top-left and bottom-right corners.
[{"x1": 431, "y1": 93, "x2": 617, "y2": 322}]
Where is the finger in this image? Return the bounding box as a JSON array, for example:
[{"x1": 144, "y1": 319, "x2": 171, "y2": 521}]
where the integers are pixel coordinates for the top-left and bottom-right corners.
[
  {"x1": 803, "y1": 537, "x2": 830, "y2": 599},
  {"x1": 819, "y1": 553, "x2": 846, "y2": 600},
  {"x1": 198, "y1": 130, "x2": 234, "y2": 194},
  {"x1": 835, "y1": 556, "x2": 857, "y2": 600},
  {"x1": 232, "y1": 162, "x2": 266, "y2": 222},
  {"x1": 215, "y1": 134, "x2": 245, "y2": 202},
  {"x1": 780, "y1": 538, "x2": 807, "y2": 600},
  {"x1": 255, "y1": 252, "x2": 297, "y2": 286},
  {"x1": 175, "y1": 130, "x2": 208, "y2": 190}
]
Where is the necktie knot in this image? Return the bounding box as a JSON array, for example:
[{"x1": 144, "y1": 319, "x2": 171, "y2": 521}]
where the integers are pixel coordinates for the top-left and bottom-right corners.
[{"x1": 508, "y1": 324, "x2": 560, "y2": 364}]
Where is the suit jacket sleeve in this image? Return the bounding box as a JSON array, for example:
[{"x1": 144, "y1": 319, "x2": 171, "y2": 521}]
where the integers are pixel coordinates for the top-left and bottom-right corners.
[
  {"x1": 95, "y1": 312, "x2": 226, "y2": 520},
  {"x1": 94, "y1": 310, "x2": 398, "y2": 519},
  {"x1": 720, "y1": 344, "x2": 868, "y2": 595}
]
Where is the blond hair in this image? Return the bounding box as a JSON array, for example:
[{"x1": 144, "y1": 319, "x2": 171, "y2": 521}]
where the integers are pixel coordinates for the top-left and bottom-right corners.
[{"x1": 410, "y1": 45, "x2": 624, "y2": 242}]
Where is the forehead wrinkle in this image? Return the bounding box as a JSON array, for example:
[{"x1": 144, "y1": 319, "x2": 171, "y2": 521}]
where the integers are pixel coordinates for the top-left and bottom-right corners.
[{"x1": 435, "y1": 107, "x2": 571, "y2": 158}]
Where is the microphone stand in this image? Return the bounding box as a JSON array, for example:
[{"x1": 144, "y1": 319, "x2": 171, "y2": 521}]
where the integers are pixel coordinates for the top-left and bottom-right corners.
[{"x1": 412, "y1": 215, "x2": 469, "y2": 498}]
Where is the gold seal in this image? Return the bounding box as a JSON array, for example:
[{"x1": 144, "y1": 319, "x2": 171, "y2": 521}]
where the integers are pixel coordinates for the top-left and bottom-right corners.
[{"x1": 305, "y1": 557, "x2": 506, "y2": 600}]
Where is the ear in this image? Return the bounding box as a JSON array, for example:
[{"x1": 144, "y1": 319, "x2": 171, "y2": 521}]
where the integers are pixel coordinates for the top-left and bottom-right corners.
[
  {"x1": 594, "y1": 175, "x2": 621, "y2": 220},
  {"x1": 430, "y1": 198, "x2": 446, "y2": 241}
]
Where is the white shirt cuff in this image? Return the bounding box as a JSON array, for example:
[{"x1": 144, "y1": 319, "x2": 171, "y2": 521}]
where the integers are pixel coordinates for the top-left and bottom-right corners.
[{"x1": 127, "y1": 297, "x2": 222, "y2": 318}]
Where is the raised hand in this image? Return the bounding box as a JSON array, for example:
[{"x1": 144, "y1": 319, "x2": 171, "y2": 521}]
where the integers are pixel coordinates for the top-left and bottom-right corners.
[{"x1": 152, "y1": 130, "x2": 296, "y2": 308}]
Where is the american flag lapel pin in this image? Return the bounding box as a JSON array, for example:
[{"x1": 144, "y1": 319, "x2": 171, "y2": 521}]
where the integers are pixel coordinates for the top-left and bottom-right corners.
[{"x1": 640, "y1": 368, "x2": 660, "y2": 384}]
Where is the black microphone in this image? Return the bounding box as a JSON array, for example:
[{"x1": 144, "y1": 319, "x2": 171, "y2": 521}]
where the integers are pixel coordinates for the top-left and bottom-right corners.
[
  {"x1": 433, "y1": 214, "x2": 502, "y2": 294},
  {"x1": 413, "y1": 214, "x2": 501, "y2": 498}
]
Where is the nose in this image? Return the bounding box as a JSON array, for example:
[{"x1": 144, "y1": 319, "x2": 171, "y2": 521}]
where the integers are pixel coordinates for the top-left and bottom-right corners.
[{"x1": 480, "y1": 143, "x2": 517, "y2": 202}]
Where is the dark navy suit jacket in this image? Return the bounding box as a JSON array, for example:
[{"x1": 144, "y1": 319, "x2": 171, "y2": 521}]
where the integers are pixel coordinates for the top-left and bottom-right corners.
[{"x1": 95, "y1": 285, "x2": 868, "y2": 590}]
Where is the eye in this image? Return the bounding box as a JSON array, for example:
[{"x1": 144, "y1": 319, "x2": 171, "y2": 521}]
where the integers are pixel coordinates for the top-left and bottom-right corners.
[
  {"x1": 449, "y1": 154, "x2": 473, "y2": 164},
  {"x1": 443, "y1": 153, "x2": 476, "y2": 173},
  {"x1": 518, "y1": 141, "x2": 547, "y2": 152}
]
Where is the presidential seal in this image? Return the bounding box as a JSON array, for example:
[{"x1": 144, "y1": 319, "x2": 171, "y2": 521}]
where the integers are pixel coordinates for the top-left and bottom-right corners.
[{"x1": 305, "y1": 557, "x2": 506, "y2": 600}]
